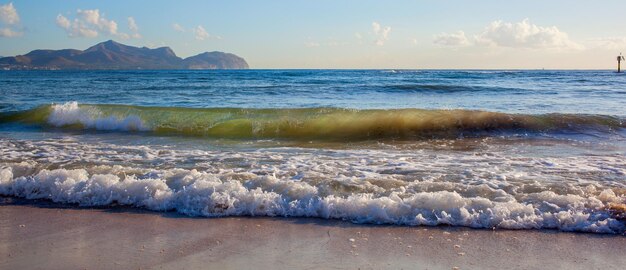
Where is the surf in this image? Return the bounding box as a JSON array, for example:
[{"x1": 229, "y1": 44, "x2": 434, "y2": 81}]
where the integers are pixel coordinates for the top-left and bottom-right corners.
[{"x1": 1, "y1": 138, "x2": 625, "y2": 234}]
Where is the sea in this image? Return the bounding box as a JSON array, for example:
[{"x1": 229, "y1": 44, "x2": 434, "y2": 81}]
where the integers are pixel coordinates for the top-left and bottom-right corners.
[{"x1": 0, "y1": 69, "x2": 625, "y2": 234}]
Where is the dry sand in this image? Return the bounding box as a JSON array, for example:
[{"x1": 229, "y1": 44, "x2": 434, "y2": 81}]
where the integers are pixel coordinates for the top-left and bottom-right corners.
[{"x1": 0, "y1": 197, "x2": 624, "y2": 270}]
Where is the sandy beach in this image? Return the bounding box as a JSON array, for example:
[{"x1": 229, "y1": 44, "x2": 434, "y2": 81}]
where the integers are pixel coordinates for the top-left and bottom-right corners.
[{"x1": 0, "y1": 197, "x2": 624, "y2": 270}]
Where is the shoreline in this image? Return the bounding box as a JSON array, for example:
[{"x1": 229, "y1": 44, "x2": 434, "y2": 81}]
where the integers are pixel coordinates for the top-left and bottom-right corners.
[{"x1": 1, "y1": 197, "x2": 624, "y2": 270}]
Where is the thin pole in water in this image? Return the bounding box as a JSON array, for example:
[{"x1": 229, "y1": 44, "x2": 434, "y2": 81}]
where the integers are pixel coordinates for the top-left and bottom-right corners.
[{"x1": 619, "y1": 53, "x2": 625, "y2": 73}]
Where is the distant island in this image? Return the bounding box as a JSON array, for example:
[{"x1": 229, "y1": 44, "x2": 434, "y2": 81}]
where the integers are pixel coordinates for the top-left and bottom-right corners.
[{"x1": 0, "y1": 40, "x2": 249, "y2": 70}]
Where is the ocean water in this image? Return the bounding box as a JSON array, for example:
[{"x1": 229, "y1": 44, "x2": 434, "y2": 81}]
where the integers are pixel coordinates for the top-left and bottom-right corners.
[{"x1": 0, "y1": 70, "x2": 625, "y2": 234}]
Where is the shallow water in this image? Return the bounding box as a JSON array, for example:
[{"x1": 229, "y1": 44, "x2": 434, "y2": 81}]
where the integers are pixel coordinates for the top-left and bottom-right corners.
[{"x1": 0, "y1": 70, "x2": 625, "y2": 233}]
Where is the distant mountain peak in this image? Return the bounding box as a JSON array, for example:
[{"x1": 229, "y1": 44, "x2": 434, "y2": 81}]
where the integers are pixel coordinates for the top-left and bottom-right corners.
[
  {"x1": 0, "y1": 40, "x2": 248, "y2": 70},
  {"x1": 182, "y1": 51, "x2": 249, "y2": 70},
  {"x1": 85, "y1": 40, "x2": 131, "y2": 53},
  {"x1": 153, "y1": 46, "x2": 177, "y2": 58}
]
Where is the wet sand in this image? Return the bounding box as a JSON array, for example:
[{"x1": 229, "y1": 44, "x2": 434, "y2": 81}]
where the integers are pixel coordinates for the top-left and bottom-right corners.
[{"x1": 0, "y1": 198, "x2": 624, "y2": 270}]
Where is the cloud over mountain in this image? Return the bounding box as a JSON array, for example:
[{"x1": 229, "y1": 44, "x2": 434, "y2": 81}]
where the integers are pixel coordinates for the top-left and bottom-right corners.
[
  {"x1": 0, "y1": 2, "x2": 18, "y2": 24},
  {"x1": 56, "y1": 9, "x2": 140, "y2": 39},
  {"x1": 0, "y1": 2, "x2": 21, "y2": 37},
  {"x1": 193, "y1": 25, "x2": 210, "y2": 40}
]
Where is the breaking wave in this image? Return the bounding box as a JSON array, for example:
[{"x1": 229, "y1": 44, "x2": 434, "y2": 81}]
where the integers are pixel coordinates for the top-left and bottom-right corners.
[{"x1": 0, "y1": 102, "x2": 624, "y2": 140}]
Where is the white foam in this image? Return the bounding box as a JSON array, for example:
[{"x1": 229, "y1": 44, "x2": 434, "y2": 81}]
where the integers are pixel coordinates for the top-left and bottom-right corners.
[
  {"x1": 0, "y1": 165, "x2": 623, "y2": 233},
  {"x1": 48, "y1": 102, "x2": 148, "y2": 131},
  {"x1": 0, "y1": 137, "x2": 624, "y2": 233}
]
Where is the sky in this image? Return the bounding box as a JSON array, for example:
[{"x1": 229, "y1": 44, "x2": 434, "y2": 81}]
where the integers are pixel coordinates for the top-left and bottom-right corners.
[{"x1": 1, "y1": 0, "x2": 626, "y2": 69}]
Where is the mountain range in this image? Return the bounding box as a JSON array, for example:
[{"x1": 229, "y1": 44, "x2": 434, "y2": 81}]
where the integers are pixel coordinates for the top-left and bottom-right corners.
[{"x1": 0, "y1": 40, "x2": 249, "y2": 70}]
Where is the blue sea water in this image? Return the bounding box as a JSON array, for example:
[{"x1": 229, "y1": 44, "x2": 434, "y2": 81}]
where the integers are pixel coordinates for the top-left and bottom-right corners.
[
  {"x1": 0, "y1": 70, "x2": 625, "y2": 234},
  {"x1": 1, "y1": 69, "x2": 625, "y2": 115}
]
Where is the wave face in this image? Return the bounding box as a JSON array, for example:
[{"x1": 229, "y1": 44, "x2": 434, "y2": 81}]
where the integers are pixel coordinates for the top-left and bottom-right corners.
[
  {"x1": 0, "y1": 138, "x2": 624, "y2": 233},
  {"x1": 1, "y1": 102, "x2": 623, "y2": 141}
]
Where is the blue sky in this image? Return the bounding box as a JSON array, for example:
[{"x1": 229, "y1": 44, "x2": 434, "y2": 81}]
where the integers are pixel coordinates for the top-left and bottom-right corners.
[{"x1": 1, "y1": 0, "x2": 625, "y2": 68}]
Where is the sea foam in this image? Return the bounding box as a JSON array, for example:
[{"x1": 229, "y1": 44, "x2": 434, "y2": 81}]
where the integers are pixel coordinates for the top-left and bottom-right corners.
[
  {"x1": 0, "y1": 138, "x2": 624, "y2": 234},
  {"x1": 0, "y1": 164, "x2": 623, "y2": 233},
  {"x1": 48, "y1": 102, "x2": 148, "y2": 131}
]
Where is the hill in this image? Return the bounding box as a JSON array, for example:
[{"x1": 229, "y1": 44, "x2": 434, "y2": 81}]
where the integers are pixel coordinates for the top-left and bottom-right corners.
[{"x1": 0, "y1": 40, "x2": 249, "y2": 70}]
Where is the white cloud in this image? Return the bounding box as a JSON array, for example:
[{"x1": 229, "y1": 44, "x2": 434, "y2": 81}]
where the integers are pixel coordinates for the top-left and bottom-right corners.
[
  {"x1": 128, "y1": 17, "x2": 138, "y2": 32},
  {"x1": 433, "y1": 19, "x2": 583, "y2": 50},
  {"x1": 475, "y1": 19, "x2": 582, "y2": 50},
  {"x1": 55, "y1": 13, "x2": 98, "y2": 38},
  {"x1": 77, "y1": 9, "x2": 117, "y2": 35},
  {"x1": 0, "y1": 27, "x2": 20, "y2": 37},
  {"x1": 305, "y1": 23, "x2": 390, "y2": 48},
  {"x1": 127, "y1": 17, "x2": 141, "y2": 38},
  {"x1": 411, "y1": 38, "x2": 418, "y2": 46},
  {"x1": 433, "y1": 31, "x2": 470, "y2": 46},
  {"x1": 0, "y1": 2, "x2": 21, "y2": 38},
  {"x1": 0, "y1": 2, "x2": 19, "y2": 25},
  {"x1": 372, "y1": 22, "x2": 380, "y2": 34},
  {"x1": 372, "y1": 21, "x2": 391, "y2": 46},
  {"x1": 172, "y1": 23, "x2": 220, "y2": 41},
  {"x1": 193, "y1": 25, "x2": 210, "y2": 40},
  {"x1": 55, "y1": 14, "x2": 70, "y2": 29},
  {"x1": 55, "y1": 9, "x2": 140, "y2": 39},
  {"x1": 172, "y1": 23, "x2": 185, "y2": 32}
]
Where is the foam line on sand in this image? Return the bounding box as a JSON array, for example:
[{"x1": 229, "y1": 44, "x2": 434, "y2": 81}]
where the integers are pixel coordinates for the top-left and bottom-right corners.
[{"x1": 0, "y1": 198, "x2": 624, "y2": 270}]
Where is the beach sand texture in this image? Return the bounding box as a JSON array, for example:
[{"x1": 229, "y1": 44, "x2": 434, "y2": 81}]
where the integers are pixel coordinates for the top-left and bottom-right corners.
[{"x1": 1, "y1": 198, "x2": 624, "y2": 270}]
